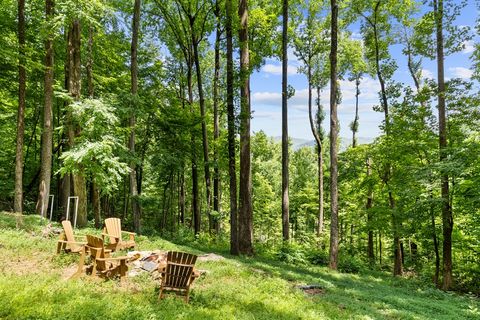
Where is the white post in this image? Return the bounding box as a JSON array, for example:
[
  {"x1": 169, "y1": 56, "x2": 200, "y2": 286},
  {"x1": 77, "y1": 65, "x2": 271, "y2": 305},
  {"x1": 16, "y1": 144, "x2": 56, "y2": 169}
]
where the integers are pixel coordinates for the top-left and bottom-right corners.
[
  {"x1": 66, "y1": 196, "x2": 79, "y2": 228},
  {"x1": 48, "y1": 195, "x2": 55, "y2": 221}
]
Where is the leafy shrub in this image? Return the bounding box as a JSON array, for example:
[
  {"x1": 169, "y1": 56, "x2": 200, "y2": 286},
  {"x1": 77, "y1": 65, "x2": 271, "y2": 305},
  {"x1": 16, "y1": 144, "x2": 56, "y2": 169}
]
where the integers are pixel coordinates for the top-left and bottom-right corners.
[
  {"x1": 307, "y1": 249, "x2": 329, "y2": 266},
  {"x1": 338, "y1": 255, "x2": 366, "y2": 274},
  {"x1": 276, "y1": 242, "x2": 307, "y2": 265}
]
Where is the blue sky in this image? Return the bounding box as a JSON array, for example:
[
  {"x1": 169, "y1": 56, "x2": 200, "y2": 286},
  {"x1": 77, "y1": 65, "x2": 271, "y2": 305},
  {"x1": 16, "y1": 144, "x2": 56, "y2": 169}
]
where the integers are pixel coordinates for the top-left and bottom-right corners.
[{"x1": 249, "y1": 1, "x2": 478, "y2": 141}]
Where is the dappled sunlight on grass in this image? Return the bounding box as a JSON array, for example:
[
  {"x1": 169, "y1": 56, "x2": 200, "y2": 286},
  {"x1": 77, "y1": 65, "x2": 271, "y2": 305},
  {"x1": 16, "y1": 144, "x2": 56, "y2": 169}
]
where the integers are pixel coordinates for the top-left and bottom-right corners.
[{"x1": 0, "y1": 212, "x2": 478, "y2": 320}]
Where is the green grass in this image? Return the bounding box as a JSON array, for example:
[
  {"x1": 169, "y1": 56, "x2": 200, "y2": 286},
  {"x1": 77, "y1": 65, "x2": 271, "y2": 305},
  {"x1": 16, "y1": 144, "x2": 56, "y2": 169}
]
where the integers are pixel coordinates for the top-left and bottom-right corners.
[{"x1": 0, "y1": 212, "x2": 478, "y2": 320}]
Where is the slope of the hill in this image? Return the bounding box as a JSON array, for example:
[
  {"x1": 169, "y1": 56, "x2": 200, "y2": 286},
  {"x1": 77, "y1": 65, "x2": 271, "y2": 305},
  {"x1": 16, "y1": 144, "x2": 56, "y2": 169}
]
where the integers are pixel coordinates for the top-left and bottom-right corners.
[{"x1": 0, "y1": 212, "x2": 478, "y2": 320}]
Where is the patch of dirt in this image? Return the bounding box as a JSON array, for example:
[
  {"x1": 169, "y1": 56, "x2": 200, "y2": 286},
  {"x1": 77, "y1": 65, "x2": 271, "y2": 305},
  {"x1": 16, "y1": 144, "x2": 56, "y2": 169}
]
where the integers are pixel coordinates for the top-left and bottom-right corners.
[
  {"x1": 61, "y1": 264, "x2": 80, "y2": 280},
  {"x1": 1, "y1": 256, "x2": 53, "y2": 276},
  {"x1": 295, "y1": 284, "x2": 325, "y2": 296},
  {"x1": 303, "y1": 288, "x2": 325, "y2": 295},
  {"x1": 198, "y1": 253, "x2": 225, "y2": 262}
]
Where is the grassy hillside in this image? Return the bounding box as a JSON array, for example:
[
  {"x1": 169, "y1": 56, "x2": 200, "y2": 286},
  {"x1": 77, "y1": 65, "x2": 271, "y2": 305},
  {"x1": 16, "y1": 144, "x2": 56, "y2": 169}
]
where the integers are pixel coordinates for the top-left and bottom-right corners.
[{"x1": 0, "y1": 212, "x2": 478, "y2": 320}]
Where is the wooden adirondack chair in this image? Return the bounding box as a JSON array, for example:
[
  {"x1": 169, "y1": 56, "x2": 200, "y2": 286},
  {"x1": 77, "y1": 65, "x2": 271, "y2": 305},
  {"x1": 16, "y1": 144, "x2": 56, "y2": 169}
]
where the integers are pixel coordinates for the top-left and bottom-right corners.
[
  {"x1": 102, "y1": 218, "x2": 136, "y2": 251},
  {"x1": 56, "y1": 220, "x2": 86, "y2": 254},
  {"x1": 73, "y1": 235, "x2": 128, "y2": 280},
  {"x1": 158, "y1": 251, "x2": 199, "y2": 303}
]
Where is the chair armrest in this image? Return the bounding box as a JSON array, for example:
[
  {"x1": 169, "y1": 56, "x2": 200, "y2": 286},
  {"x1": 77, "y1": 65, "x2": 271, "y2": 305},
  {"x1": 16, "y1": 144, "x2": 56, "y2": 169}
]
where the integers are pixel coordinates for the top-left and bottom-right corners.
[
  {"x1": 121, "y1": 231, "x2": 136, "y2": 236},
  {"x1": 96, "y1": 256, "x2": 129, "y2": 262},
  {"x1": 57, "y1": 240, "x2": 86, "y2": 245}
]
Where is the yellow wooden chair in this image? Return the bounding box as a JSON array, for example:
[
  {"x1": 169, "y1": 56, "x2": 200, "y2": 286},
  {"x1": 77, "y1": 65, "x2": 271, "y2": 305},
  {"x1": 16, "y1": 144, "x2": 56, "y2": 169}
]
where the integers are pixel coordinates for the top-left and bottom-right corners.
[
  {"x1": 56, "y1": 220, "x2": 86, "y2": 254},
  {"x1": 73, "y1": 235, "x2": 128, "y2": 280},
  {"x1": 158, "y1": 251, "x2": 199, "y2": 303},
  {"x1": 102, "y1": 218, "x2": 136, "y2": 251}
]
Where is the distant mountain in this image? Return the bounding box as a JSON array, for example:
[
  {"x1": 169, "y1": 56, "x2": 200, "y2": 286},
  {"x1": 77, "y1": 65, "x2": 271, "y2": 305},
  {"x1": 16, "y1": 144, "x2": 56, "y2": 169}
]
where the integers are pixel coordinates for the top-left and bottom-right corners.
[{"x1": 272, "y1": 136, "x2": 374, "y2": 151}]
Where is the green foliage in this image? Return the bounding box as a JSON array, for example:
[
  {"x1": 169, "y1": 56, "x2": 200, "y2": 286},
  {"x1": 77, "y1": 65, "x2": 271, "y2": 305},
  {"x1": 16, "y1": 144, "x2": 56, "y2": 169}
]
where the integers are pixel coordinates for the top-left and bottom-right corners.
[
  {"x1": 58, "y1": 98, "x2": 129, "y2": 194},
  {"x1": 276, "y1": 242, "x2": 308, "y2": 266},
  {"x1": 1, "y1": 212, "x2": 479, "y2": 320}
]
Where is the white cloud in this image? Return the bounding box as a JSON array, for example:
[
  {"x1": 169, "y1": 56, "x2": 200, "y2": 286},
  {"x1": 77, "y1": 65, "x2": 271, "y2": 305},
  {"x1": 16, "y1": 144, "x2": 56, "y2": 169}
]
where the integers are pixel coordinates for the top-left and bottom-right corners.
[
  {"x1": 261, "y1": 63, "x2": 298, "y2": 76},
  {"x1": 449, "y1": 67, "x2": 473, "y2": 79},
  {"x1": 462, "y1": 40, "x2": 475, "y2": 54},
  {"x1": 252, "y1": 76, "x2": 381, "y2": 109},
  {"x1": 421, "y1": 69, "x2": 434, "y2": 79}
]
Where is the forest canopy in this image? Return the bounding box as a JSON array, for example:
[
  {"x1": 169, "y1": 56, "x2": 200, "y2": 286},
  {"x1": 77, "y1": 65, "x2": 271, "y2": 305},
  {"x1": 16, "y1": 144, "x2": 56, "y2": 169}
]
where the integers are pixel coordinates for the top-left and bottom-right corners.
[{"x1": 1, "y1": 0, "x2": 479, "y2": 295}]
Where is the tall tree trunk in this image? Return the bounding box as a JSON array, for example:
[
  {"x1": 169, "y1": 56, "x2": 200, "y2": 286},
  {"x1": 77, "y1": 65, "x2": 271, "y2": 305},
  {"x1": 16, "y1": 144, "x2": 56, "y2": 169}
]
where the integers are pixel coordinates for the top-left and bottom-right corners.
[
  {"x1": 366, "y1": 158, "x2": 375, "y2": 264},
  {"x1": 213, "y1": 0, "x2": 221, "y2": 234},
  {"x1": 14, "y1": 0, "x2": 26, "y2": 213},
  {"x1": 129, "y1": 0, "x2": 142, "y2": 234},
  {"x1": 371, "y1": 2, "x2": 389, "y2": 131},
  {"x1": 352, "y1": 74, "x2": 360, "y2": 148},
  {"x1": 67, "y1": 20, "x2": 87, "y2": 227},
  {"x1": 179, "y1": 172, "x2": 185, "y2": 224},
  {"x1": 191, "y1": 26, "x2": 212, "y2": 233},
  {"x1": 226, "y1": 0, "x2": 238, "y2": 255},
  {"x1": 434, "y1": 0, "x2": 452, "y2": 291},
  {"x1": 36, "y1": 0, "x2": 54, "y2": 218},
  {"x1": 281, "y1": 0, "x2": 290, "y2": 242},
  {"x1": 86, "y1": 26, "x2": 101, "y2": 229},
  {"x1": 308, "y1": 67, "x2": 324, "y2": 236},
  {"x1": 59, "y1": 30, "x2": 71, "y2": 218},
  {"x1": 390, "y1": 192, "x2": 403, "y2": 276},
  {"x1": 328, "y1": 0, "x2": 339, "y2": 270},
  {"x1": 430, "y1": 193, "x2": 440, "y2": 287},
  {"x1": 238, "y1": 0, "x2": 253, "y2": 255},
  {"x1": 186, "y1": 59, "x2": 200, "y2": 235}
]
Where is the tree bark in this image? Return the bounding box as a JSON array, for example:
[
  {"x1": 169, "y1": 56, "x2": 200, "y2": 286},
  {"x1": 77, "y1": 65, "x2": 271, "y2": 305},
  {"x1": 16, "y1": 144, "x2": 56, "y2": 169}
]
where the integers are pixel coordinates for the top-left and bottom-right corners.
[
  {"x1": 191, "y1": 22, "x2": 213, "y2": 233},
  {"x1": 433, "y1": 0, "x2": 453, "y2": 291},
  {"x1": 238, "y1": 0, "x2": 253, "y2": 255},
  {"x1": 352, "y1": 75, "x2": 360, "y2": 148},
  {"x1": 226, "y1": 0, "x2": 238, "y2": 255},
  {"x1": 14, "y1": 0, "x2": 27, "y2": 213},
  {"x1": 36, "y1": 0, "x2": 54, "y2": 218},
  {"x1": 281, "y1": 0, "x2": 290, "y2": 242},
  {"x1": 129, "y1": 0, "x2": 142, "y2": 234},
  {"x1": 390, "y1": 192, "x2": 403, "y2": 276},
  {"x1": 328, "y1": 0, "x2": 339, "y2": 270},
  {"x1": 308, "y1": 66, "x2": 324, "y2": 236},
  {"x1": 430, "y1": 193, "x2": 440, "y2": 287},
  {"x1": 213, "y1": 0, "x2": 221, "y2": 234},
  {"x1": 67, "y1": 20, "x2": 87, "y2": 227},
  {"x1": 366, "y1": 158, "x2": 375, "y2": 264}
]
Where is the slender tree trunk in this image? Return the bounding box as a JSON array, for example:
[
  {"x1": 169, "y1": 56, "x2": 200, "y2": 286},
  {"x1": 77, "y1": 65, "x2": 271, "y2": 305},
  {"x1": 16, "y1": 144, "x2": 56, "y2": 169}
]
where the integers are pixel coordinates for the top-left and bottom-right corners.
[
  {"x1": 179, "y1": 172, "x2": 185, "y2": 224},
  {"x1": 186, "y1": 60, "x2": 200, "y2": 235},
  {"x1": 352, "y1": 75, "x2": 360, "y2": 148},
  {"x1": 281, "y1": 0, "x2": 290, "y2": 242},
  {"x1": 14, "y1": 0, "x2": 27, "y2": 213},
  {"x1": 191, "y1": 28, "x2": 212, "y2": 233},
  {"x1": 129, "y1": 0, "x2": 142, "y2": 234},
  {"x1": 213, "y1": 1, "x2": 221, "y2": 234},
  {"x1": 390, "y1": 192, "x2": 403, "y2": 275},
  {"x1": 36, "y1": 0, "x2": 54, "y2": 218},
  {"x1": 226, "y1": 0, "x2": 238, "y2": 255},
  {"x1": 371, "y1": 2, "x2": 389, "y2": 131},
  {"x1": 238, "y1": 0, "x2": 253, "y2": 255},
  {"x1": 59, "y1": 30, "x2": 71, "y2": 218},
  {"x1": 308, "y1": 67, "x2": 324, "y2": 236},
  {"x1": 328, "y1": 0, "x2": 339, "y2": 270},
  {"x1": 430, "y1": 193, "x2": 440, "y2": 287},
  {"x1": 433, "y1": 0, "x2": 452, "y2": 291},
  {"x1": 366, "y1": 158, "x2": 375, "y2": 264},
  {"x1": 67, "y1": 20, "x2": 87, "y2": 227},
  {"x1": 86, "y1": 25, "x2": 100, "y2": 229}
]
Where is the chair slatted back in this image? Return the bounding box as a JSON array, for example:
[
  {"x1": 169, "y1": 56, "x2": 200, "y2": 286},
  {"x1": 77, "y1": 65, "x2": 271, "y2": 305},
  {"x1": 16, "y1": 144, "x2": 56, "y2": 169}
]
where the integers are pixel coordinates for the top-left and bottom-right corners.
[
  {"x1": 62, "y1": 220, "x2": 75, "y2": 243},
  {"x1": 86, "y1": 235, "x2": 107, "y2": 271},
  {"x1": 167, "y1": 251, "x2": 197, "y2": 265},
  {"x1": 164, "y1": 263, "x2": 194, "y2": 289},
  {"x1": 105, "y1": 218, "x2": 122, "y2": 245}
]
